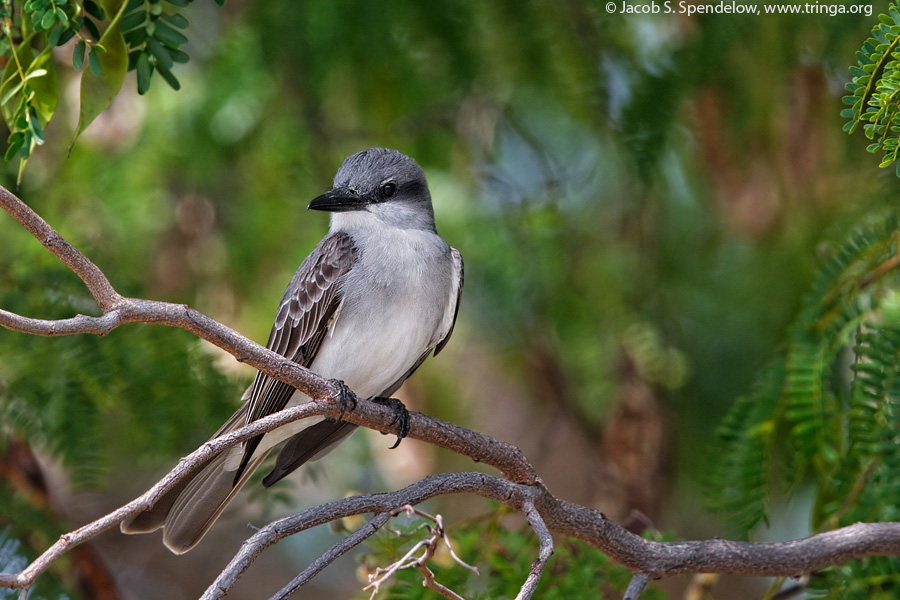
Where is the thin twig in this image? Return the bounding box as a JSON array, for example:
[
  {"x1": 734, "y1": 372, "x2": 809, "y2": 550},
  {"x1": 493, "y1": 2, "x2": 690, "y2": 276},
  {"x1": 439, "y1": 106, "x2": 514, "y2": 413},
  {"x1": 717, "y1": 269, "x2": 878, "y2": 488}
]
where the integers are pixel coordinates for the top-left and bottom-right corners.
[
  {"x1": 268, "y1": 511, "x2": 394, "y2": 600},
  {"x1": 623, "y1": 573, "x2": 651, "y2": 600},
  {"x1": 416, "y1": 561, "x2": 466, "y2": 600},
  {"x1": 859, "y1": 253, "x2": 900, "y2": 289},
  {"x1": 362, "y1": 507, "x2": 474, "y2": 600},
  {"x1": 365, "y1": 536, "x2": 433, "y2": 598},
  {"x1": 515, "y1": 499, "x2": 554, "y2": 600}
]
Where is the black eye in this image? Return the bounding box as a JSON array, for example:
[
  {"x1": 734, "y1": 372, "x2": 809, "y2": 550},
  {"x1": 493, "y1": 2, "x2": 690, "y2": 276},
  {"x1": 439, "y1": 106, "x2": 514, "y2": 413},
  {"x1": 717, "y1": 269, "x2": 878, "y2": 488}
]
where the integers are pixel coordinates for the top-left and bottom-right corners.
[{"x1": 381, "y1": 182, "x2": 396, "y2": 197}]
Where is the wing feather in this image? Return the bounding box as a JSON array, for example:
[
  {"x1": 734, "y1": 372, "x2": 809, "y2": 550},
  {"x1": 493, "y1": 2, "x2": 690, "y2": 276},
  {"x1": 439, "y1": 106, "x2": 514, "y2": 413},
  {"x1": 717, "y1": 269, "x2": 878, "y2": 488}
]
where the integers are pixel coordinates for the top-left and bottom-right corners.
[
  {"x1": 434, "y1": 246, "x2": 464, "y2": 356},
  {"x1": 235, "y1": 232, "x2": 357, "y2": 477}
]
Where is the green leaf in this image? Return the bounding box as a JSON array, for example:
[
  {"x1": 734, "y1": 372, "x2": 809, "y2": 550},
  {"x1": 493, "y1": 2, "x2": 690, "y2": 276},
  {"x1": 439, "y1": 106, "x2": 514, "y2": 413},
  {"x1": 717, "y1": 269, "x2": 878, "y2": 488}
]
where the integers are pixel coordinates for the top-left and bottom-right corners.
[
  {"x1": 87, "y1": 48, "x2": 103, "y2": 76},
  {"x1": 152, "y1": 20, "x2": 187, "y2": 47},
  {"x1": 169, "y1": 48, "x2": 188, "y2": 63},
  {"x1": 155, "y1": 62, "x2": 179, "y2": 90},
  {"x1": 58, "y1": 27, "x2": 77, "y2": 45},
  {"x1": 136, "y1": 51, "x2": 153, "y2": 94},
  {"x1": 47, "y1": 26, "x2": 63, "y2": 46},
  {"x1": 85, "y1": 16, "x2": 101, "y2": 39},
  {"x1": 1, "y1": 79, "x2": 27, "y2": 107},
  {"x1": 127, "y1": 50, "x2": 140, "y2": 70},
  {"x1": 147, "y1": 37, "x2": 173, "y2": 69},
  {"x1": 27, "y1": 56, "x2": 58, "y2": 124},
  {"x1": 28, "y1": 110, "x2": 45, "y2": 145},
  {"x1": 124, "y1": 27, "x2": 148, "y2": 46},
  {"x1": 4, "y1": 131, "x2": 24, "y2": 161},
  {"x1": 73, "y1": 40, "x2": 86, "y2": 70},
  {"x1": 84, "y1": 0, "x2": 106, "y2": 20},
  {"x1": 71, "y1": 0, "x2": 128, "y2": 148},
  {"x1": 120, "y1": 10, "x2": 146, "y2": 32},
  {"x1": 20, "y1": 130, "x2": 33, "y2": 158},
  {"x1": 160, "y1": 12, "x2": 188, "y2": 28},
  {"x1": 1, "y1": 38, "x2": 35, "y2": 121},
  {"x1": 40, "y1": 9, "x2": 56, "y2": 29}
]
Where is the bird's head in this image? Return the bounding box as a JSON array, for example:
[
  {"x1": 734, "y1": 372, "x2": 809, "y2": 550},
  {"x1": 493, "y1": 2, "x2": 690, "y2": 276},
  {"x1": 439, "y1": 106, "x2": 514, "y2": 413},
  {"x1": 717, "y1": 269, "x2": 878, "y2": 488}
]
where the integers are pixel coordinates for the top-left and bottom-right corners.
[{"x1": 308, "y1": 148, "x2": 436, "y2": 232}]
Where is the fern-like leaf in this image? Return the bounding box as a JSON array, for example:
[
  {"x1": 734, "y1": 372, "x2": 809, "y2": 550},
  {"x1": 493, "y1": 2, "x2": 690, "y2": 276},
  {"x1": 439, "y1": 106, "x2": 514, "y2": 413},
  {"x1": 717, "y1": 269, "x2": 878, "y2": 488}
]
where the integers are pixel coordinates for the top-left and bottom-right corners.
[
  {"x1": 708, "y1": 210, "x2": 900, "y2": 575},
  {"x1": 843, "y1": 1, "x2": 900, "y2": 176}
]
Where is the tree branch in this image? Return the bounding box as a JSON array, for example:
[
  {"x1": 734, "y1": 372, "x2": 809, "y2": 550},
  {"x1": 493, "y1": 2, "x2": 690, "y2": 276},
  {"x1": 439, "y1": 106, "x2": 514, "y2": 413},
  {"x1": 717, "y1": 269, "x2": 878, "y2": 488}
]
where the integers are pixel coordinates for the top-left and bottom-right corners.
[
  {"x1": 6, "y1": 182, "x2": 900, "y2": 599},
  {"x1": 515, "y1": 498, "x2": 554, "y2": 600},
  {"x1": 624, "y1": 573, "x2": 651, "y2": 600}
]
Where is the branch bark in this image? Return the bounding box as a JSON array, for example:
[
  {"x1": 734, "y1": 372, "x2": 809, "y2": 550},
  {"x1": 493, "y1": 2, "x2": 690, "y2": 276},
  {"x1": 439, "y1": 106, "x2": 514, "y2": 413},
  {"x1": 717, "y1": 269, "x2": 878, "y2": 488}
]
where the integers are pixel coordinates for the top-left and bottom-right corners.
[
  {"x1": 516, "y1": 499, "x2": 553, "y2": 600},
  {"x1": 5, "y1": 183, "x2": 900, "y2": 599}
]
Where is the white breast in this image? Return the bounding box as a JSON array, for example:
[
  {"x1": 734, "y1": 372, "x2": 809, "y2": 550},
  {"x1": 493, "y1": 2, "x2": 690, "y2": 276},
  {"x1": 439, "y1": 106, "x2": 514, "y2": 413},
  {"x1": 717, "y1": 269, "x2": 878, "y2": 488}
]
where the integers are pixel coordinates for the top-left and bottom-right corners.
[{"x1": 308, "y1": 227, "x2": 454, "y2": 398}]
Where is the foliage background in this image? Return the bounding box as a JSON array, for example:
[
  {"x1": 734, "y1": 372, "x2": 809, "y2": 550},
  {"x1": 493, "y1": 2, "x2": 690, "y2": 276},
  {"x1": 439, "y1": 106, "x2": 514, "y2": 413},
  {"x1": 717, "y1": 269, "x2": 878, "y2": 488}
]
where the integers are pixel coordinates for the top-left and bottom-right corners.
[{"x1": 1, "y1": 0, "x2": 897, "y2": 598}]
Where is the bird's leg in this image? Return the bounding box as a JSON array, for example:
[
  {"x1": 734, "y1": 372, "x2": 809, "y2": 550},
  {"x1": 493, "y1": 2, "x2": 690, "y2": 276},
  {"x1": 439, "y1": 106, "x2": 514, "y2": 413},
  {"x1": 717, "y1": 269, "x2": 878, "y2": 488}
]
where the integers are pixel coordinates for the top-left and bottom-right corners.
[
  {"x1": 371, "y1": 396, "x2": 411, "y2": 449},
  {"x1": 334, "y1": 380, "x2": 358, "y2": 422}
]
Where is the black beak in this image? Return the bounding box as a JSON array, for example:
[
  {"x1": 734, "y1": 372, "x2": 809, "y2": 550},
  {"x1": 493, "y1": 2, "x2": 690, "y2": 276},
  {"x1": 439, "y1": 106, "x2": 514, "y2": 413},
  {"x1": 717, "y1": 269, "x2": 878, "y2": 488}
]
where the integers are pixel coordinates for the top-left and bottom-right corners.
[{"x1": 307, "y1": 188, "x2": 368, "y2": 212}]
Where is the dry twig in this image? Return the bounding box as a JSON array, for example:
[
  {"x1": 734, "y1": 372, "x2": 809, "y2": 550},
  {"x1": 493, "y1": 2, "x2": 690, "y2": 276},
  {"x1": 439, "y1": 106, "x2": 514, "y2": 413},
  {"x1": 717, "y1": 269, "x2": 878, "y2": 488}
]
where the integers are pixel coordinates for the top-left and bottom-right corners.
[
  {"x1": 362, "y1": 506, "x2": 478, "y2": 600},
  {"x1": 515, "y1": 499, "x2": 554, "y2": 600}
]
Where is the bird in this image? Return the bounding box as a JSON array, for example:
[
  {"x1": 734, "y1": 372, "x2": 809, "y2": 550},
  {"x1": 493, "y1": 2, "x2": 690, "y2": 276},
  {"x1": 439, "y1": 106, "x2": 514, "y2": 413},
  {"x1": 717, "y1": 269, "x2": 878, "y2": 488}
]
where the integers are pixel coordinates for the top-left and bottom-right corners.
[{"x1": 121, "y1": 147, "x2": 464, "y2": 554}]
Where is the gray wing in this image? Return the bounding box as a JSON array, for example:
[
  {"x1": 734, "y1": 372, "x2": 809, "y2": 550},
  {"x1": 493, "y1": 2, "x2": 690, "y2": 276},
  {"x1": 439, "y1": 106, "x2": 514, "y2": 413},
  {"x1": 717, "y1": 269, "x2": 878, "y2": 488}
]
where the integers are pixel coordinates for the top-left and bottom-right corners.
[
  {"x1": 434, "y1": 247, "x2": 464, "y2": 356},
  {"x1": 235, "y1": 231, "x2": 358, "y2": 478}
]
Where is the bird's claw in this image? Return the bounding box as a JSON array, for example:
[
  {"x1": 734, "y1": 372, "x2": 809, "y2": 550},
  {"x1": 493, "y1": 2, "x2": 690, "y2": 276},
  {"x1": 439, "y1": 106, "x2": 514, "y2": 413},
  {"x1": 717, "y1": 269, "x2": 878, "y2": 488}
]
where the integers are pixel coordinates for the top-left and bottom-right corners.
[
  {"x1": 372, "y1": 396, "x2": 411, "y2": 449},
  {"x1": 335, "y1": 380, "x2": 358, "y2": 422}
]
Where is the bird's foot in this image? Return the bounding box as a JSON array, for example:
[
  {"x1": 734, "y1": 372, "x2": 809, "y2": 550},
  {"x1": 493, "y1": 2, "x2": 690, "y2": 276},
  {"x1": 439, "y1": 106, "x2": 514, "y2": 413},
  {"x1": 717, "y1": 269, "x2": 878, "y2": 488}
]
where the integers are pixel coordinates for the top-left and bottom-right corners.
[
  {"x1": 334, "y1": 380, "x2": 358, "y2": 422},
  {"x1": 372, "y1": 396, "x2": 411, "y2": 449}
]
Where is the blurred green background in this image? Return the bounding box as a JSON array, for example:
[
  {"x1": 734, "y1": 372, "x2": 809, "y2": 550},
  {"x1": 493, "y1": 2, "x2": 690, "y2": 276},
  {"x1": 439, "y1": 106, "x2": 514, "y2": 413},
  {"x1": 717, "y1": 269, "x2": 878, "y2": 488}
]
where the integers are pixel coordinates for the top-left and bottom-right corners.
[{"x1": 0, "y1": 1, "x2": 895, "y2": 598}]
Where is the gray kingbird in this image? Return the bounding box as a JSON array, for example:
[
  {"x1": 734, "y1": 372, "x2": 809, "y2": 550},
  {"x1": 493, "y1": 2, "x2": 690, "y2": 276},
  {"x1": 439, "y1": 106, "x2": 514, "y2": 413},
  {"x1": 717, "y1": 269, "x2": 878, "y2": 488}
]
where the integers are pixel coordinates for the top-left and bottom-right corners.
[{"x1": 121, "y1": 147, "x2": 464, "y2": 553}]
